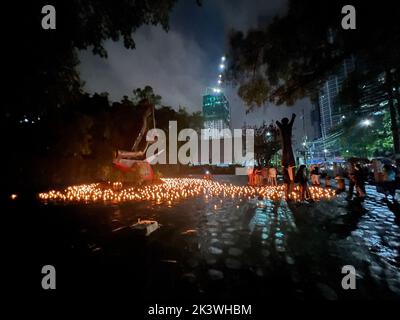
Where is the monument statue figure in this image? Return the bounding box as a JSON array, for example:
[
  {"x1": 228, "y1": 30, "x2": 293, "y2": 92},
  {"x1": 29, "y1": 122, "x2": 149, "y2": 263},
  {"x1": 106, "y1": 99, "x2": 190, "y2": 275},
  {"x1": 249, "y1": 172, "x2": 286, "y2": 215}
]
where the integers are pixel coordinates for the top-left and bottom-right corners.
[
  {"x1": 276, "y1": 113, "x2": 296, "y2": 168},
  {"x1": 113, "y1": 101, "x2": 156, "y2": 183},
  {"x1": 276, "y1": 113, "x2": 296, "y2": 198}
]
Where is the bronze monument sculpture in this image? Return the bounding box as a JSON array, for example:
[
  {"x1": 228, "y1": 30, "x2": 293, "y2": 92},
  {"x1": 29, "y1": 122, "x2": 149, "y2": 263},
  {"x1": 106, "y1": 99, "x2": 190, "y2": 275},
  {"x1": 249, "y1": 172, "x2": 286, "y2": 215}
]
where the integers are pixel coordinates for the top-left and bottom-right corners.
[{"x1": 276, "y1": 113, "x2": 296, "y2": 198}]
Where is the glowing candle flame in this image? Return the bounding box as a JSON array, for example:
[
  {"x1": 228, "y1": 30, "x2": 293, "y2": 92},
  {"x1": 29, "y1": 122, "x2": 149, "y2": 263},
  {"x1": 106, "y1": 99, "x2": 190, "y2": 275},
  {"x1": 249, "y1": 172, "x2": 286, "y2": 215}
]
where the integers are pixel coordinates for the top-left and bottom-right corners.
[{"x1": 38, "y1": 178, "x2": 336, "y2": 205}]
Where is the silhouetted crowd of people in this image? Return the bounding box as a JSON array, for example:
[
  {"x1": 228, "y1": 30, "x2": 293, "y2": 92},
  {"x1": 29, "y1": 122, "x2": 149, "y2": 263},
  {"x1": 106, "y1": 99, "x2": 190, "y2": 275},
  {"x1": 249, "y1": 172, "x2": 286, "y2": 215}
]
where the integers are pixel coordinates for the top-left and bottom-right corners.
[
  {"x1": 248, "y1": 159, "x2": 400, "y2": 204},
  {"x1": 248, "y1": 167, "x2": 278, "y2": 186},
  {"x1": 345, "y1": 160, "x2": 399, "y2": 201}
]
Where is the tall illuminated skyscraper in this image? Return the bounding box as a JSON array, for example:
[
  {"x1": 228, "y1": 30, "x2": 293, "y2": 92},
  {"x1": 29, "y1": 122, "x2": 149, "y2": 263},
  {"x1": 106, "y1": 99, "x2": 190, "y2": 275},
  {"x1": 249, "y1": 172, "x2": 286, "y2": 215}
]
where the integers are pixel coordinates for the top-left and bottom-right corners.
[
  {"x1": 318, "y1": 56, "x2": 356, "y2": 139},
  {"x1": 202, "y1": 56, "x2": 231, "y2": 139},
  {"x1": 202, "y1": 87, "x2": 231, "y2": 139}
]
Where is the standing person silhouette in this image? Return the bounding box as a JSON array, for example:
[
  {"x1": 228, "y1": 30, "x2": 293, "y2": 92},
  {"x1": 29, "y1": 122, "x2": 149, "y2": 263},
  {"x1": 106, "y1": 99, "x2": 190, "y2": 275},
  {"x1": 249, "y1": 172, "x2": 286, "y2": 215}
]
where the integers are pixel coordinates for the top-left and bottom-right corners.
[
  {"x1": 269, "y1": 166, "x2": 277, "y2": 186},
  {"x1": 295, "y1": 165, "x2": 311, "y2": 202}
]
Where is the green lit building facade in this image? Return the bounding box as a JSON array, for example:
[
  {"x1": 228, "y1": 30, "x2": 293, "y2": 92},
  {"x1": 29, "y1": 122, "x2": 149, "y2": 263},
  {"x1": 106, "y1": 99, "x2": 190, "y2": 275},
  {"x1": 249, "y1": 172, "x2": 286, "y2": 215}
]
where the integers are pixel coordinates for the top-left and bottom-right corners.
[{"x1": 202, "y1": 88, "x2": 231, "y2": 139}]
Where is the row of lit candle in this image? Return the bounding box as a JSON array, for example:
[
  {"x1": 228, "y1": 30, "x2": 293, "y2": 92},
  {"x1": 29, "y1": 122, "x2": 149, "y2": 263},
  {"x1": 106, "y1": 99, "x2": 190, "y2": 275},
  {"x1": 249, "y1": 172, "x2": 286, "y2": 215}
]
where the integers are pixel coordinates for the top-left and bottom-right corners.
[{"x1": 38, "y1": 178, "x2": 335, "y2": 204}]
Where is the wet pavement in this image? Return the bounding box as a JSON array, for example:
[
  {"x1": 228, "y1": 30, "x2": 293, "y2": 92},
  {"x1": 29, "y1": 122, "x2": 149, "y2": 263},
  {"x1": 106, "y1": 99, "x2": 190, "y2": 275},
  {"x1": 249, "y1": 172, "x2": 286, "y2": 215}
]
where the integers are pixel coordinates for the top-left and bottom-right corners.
[{"x1": 17, "y1": 176, "x2": 400, "y2": 300}]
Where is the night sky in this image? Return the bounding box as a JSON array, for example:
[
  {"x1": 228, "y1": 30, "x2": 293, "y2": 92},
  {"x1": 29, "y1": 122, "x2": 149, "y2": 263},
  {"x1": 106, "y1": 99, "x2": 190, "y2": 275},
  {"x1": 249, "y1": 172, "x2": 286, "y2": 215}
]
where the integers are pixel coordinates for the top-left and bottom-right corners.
[{"x1": 78, "y1": 0, "x2": 313, "y2": 147}]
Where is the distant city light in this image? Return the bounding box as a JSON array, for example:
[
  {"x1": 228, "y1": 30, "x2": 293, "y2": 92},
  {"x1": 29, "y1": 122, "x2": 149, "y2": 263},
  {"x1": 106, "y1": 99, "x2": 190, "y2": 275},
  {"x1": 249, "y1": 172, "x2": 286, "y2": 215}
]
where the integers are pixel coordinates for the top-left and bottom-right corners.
[
  {"x1": 361, "y1": 119, "x2": 373, "y2": 126},
  {"x1": 10, "y1": 194, "x2": 18, "y2": 200},
  {"x1": 212, "y1": 88, "x2": 221, "y2": 93},
  {"x1": 221, "y1": 56, "x2": 226, "y2": 62},
  {"x1": 218, "y1": 79, "x2": 222, "y2": 84},
  {"x1": 218, "y1": 74, "x2": 222, "y2": 78},
  {"x1": 219, "y1": 64, "x2": 225, "y2": 70}
]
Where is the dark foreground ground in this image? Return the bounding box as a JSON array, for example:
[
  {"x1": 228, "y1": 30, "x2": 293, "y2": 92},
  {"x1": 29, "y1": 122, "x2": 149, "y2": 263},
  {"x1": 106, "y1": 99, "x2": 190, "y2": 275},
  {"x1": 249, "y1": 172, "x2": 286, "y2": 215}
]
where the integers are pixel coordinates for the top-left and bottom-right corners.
[{"x1": 6, "y1": 176, "x2": 400, "y2": 304}]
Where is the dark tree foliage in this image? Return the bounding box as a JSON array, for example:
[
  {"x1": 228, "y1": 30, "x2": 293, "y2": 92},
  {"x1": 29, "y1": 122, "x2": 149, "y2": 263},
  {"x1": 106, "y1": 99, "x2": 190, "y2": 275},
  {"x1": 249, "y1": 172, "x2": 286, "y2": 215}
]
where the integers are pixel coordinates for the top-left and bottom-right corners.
[
  {"x1": 228, "y1": 0, "x2": 400, "y2": 106},
  {"x1": 331, "y1": 65, "x2": 399, "y2": 158},
  {"x1": 3, "y1": 0, "x2": 179, "y2": 119},
  {"x1": 1, "y1": 1, "x2": 206, "y2": 190},
  {"x1": 333, "y1": 111, "x2": 394, "y2": 158},
  {"x1": 243, "y1": 122, "x2": 281, "y2": 166},
  {"x1": 133, "y1": 86, "x2": 163, "y2": 106},
  {"x1": 5, "y1": 86, "x2": 203, "y2": 190},
  {"x1": 227, "y1": 0, "x2": 400, "y2": 155}
]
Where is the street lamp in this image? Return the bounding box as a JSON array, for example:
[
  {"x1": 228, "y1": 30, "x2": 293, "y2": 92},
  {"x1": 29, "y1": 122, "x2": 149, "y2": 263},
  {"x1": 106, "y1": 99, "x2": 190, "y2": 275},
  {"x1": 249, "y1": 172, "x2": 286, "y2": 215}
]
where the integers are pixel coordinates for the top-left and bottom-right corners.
[
  {"x1": 323, "y1": 148, "x2": 328, "y2": 162},
  {"x1": 302, "y1": 142, "x2": 308, "y2": 165},
  {"x1": 219, "y1": 63, "x2": 225, "y2": 70},
  {"x1": 361, "y1": 119, "x2": 373, "y2": 127}
]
